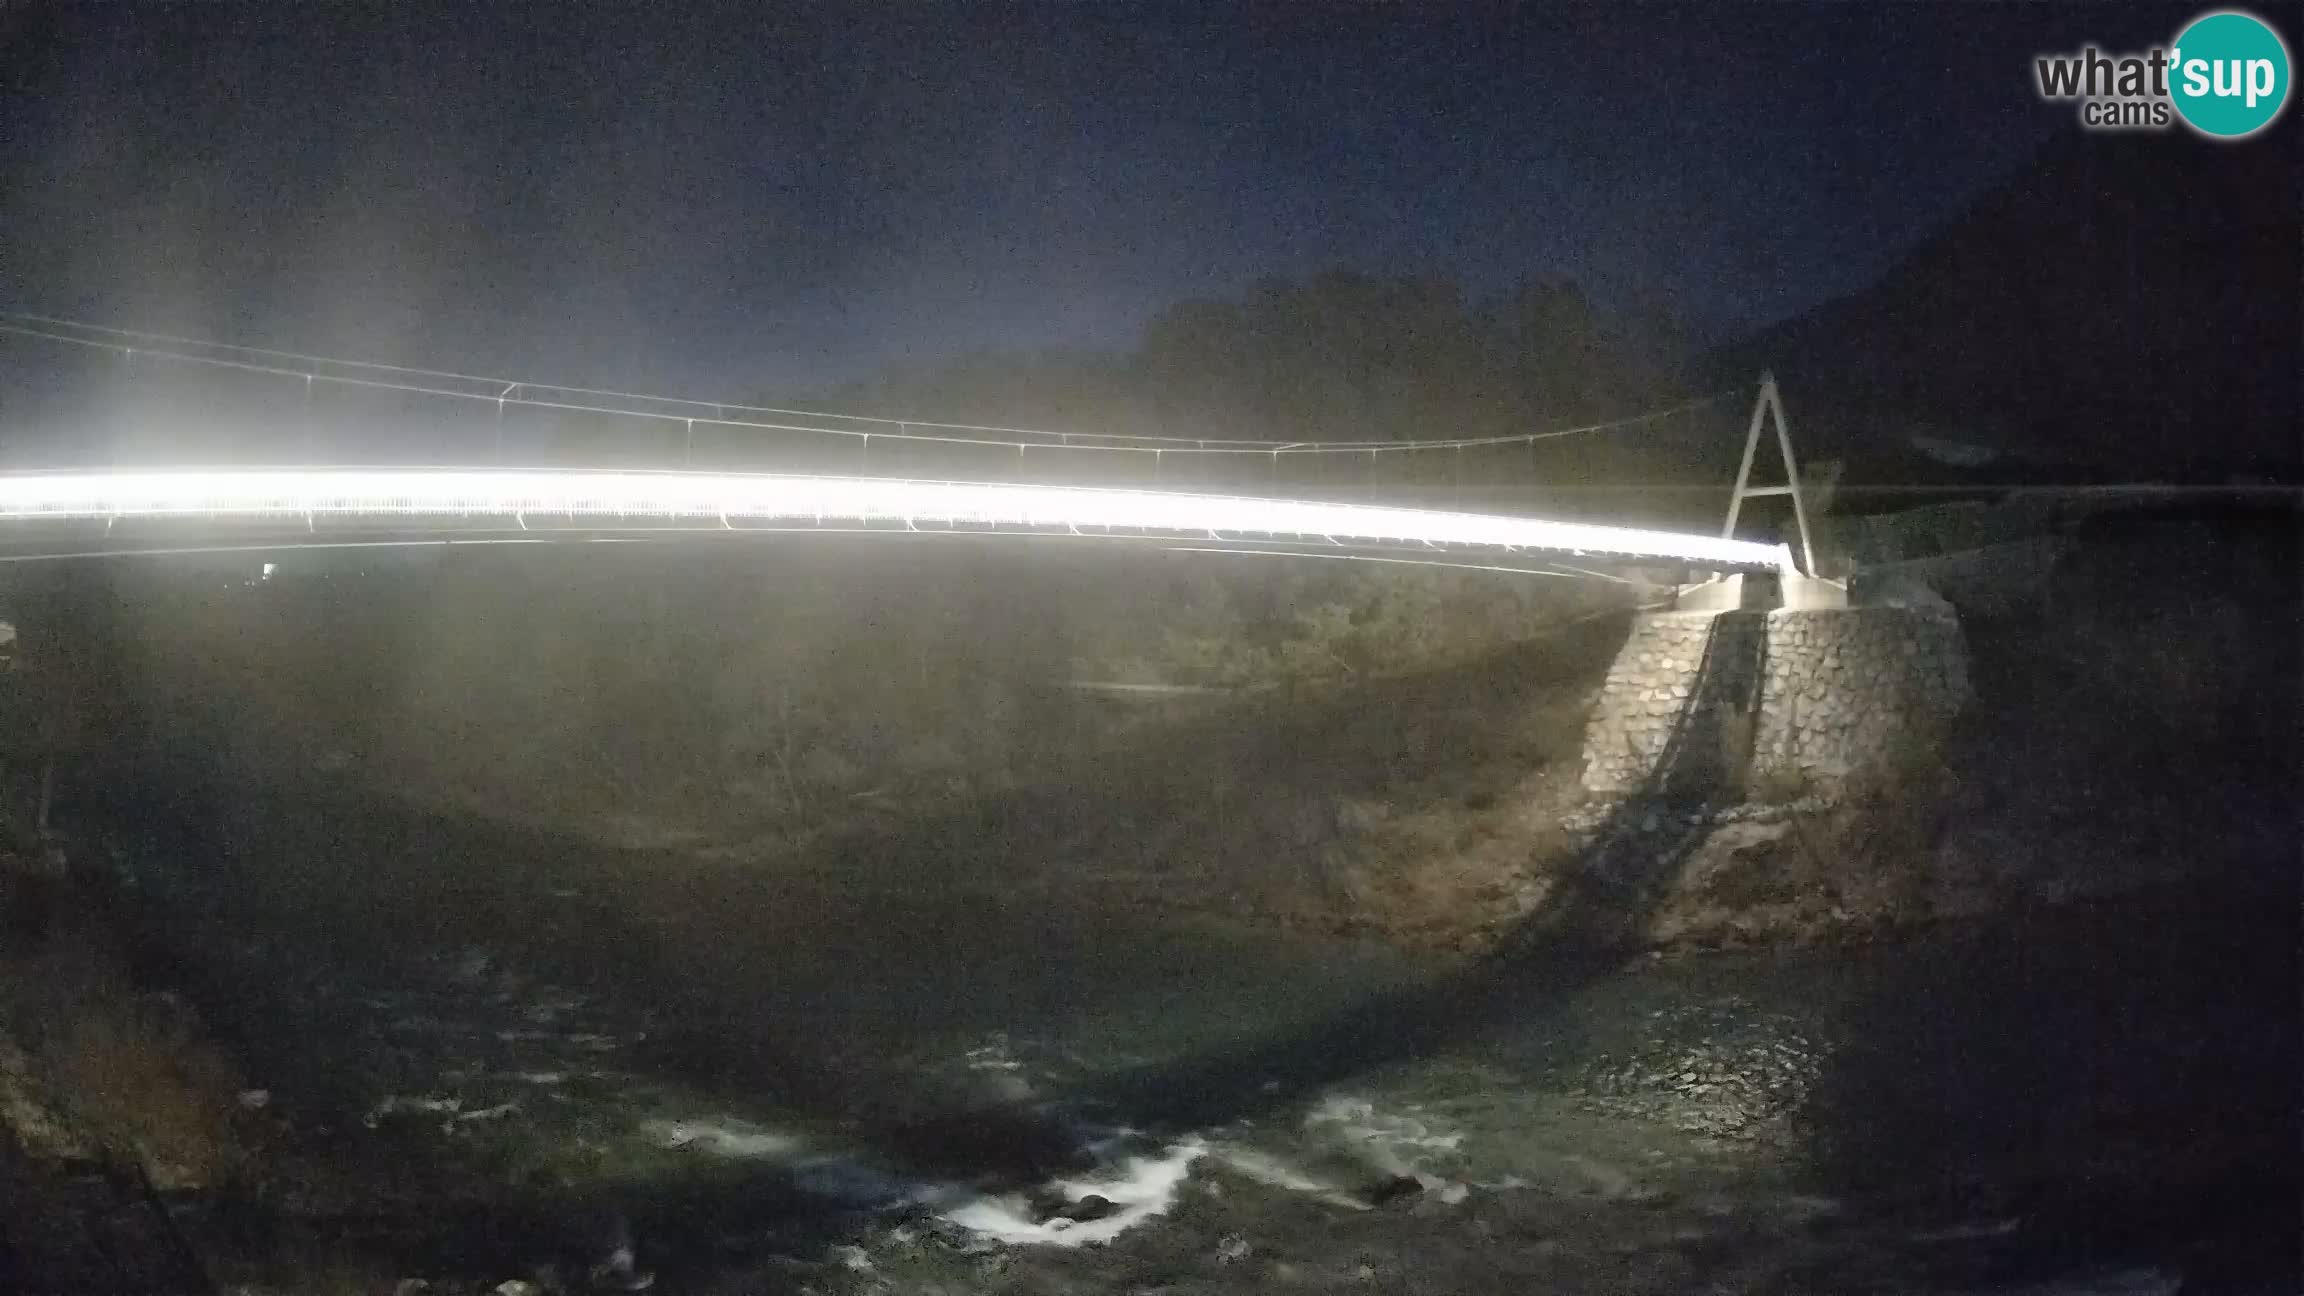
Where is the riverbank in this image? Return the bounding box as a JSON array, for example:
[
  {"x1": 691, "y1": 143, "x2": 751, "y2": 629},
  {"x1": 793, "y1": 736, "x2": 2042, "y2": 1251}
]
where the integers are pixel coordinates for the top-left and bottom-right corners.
[
  {"x1": 18, "y1": 778, "x2": 2298, "y2": 1293},
  {"x1": 371, "y1": 583, "x2": 2292, "y2": 971}
]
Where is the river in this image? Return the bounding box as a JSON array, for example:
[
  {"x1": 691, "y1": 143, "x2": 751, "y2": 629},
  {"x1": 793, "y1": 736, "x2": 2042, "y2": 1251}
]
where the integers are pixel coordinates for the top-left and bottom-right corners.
[{"x1": 76, "y1": 749, "x2": 2301, "y2": 1295}]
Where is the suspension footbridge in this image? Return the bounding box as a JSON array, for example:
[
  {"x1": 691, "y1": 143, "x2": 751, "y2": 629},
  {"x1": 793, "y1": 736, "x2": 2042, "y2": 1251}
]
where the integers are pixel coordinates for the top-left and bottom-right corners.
[{"x1": 0, "y1": 316, "x2": 1799, "y2": 576}]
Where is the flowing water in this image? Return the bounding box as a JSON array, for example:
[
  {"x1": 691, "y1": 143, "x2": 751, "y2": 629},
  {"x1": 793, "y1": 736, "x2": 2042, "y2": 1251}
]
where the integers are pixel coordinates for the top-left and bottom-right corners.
[{"x1": 80, "y1": 752, "x2": 2300, "y2": 1295}]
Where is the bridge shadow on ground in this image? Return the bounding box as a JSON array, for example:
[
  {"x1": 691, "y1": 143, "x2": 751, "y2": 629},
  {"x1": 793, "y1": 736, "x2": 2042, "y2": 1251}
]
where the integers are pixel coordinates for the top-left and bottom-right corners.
[
  {"x1": 611, "y1": 610, "x2": 1771, "y2": 1195},
  {"x1": 597, "y1": 606, "x2": 1765, "y2": 1139},
  {"x1": 1038, "y1": 609, "x2": 1769, "y2": 1133}
]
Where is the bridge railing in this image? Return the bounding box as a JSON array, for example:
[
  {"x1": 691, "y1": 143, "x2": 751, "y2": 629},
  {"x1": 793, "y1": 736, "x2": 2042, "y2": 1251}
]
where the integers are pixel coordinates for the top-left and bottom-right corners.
[{"x1": 0, "y1": 314, "x2": 1748, "y2": 532}]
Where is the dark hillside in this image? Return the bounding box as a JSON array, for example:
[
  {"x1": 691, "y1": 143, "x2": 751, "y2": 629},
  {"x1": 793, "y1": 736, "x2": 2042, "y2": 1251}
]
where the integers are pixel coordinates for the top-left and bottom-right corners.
[{"x1": 1711, "y1": 125, "x2": 2302, "y2": 487}]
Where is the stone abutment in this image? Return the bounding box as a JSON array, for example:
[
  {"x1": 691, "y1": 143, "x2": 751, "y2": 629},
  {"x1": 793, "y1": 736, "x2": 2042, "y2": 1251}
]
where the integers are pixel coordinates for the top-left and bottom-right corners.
[{"x1": 1581, "y1": 607, "x2": 1971, "y2": 799}]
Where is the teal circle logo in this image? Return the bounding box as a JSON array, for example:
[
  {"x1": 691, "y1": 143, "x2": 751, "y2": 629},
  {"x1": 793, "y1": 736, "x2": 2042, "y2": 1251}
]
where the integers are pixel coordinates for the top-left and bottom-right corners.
[{"x1": 2170, "y1": 10, "x2": 2291, "y2": 137}]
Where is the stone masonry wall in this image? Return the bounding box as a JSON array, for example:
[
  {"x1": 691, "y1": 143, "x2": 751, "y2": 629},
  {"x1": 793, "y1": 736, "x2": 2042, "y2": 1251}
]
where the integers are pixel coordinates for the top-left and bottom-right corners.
[
  {"x1": 1581, "y1": 607, "x2": 1970, "y2": 797},
  {"x1": 1749, "y1": 607, "x2": 1970, "y2": 789},
  {"x1": 1580, "y1": 613, "x2": 1759, "y2": 797}
]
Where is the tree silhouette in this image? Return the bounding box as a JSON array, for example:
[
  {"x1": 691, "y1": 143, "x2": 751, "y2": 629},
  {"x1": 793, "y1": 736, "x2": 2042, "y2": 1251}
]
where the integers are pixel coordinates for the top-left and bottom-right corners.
[{"x1": 816, "y1": 268, "x2": 1699, "y2": 462}]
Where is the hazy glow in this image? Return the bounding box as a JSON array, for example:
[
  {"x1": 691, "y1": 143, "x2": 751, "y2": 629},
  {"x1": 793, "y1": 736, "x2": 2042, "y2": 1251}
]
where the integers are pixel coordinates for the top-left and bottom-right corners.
[{"x1": 0, "y1": 469, "x2": 1791, "y2": 570}]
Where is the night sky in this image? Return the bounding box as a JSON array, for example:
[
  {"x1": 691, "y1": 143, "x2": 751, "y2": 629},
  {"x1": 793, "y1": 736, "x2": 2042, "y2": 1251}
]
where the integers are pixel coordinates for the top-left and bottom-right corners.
[{"x1": 0, "y1": 3, "x2": 2229, "y2": 397}]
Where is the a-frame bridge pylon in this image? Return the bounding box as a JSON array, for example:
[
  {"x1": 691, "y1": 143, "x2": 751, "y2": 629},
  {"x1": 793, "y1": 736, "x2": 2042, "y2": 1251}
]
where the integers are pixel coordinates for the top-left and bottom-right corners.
[{"x1": 1722, "y1": 370, "x2": 1816, "y2": 578}]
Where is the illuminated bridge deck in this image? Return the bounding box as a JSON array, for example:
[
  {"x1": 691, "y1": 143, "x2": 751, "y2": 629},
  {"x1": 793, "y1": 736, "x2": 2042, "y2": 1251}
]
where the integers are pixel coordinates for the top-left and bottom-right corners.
[{"x1": 0, "y1": 468, "x2": 1793, "y2": 573}]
